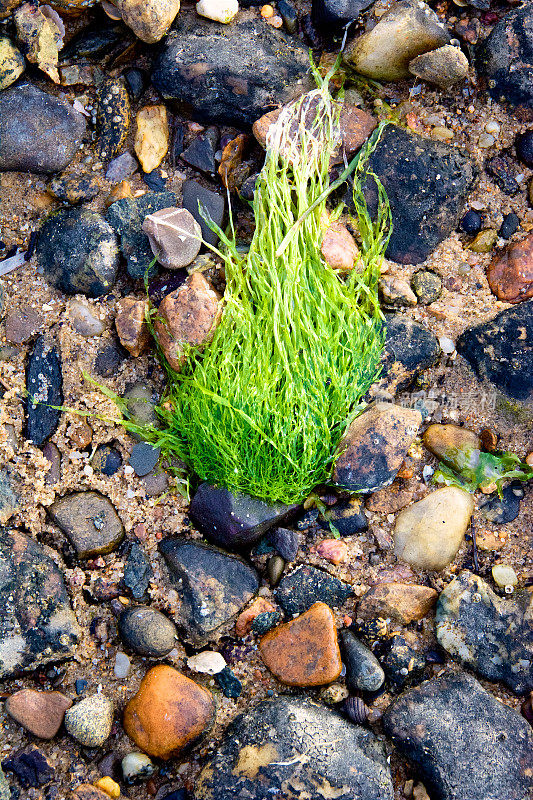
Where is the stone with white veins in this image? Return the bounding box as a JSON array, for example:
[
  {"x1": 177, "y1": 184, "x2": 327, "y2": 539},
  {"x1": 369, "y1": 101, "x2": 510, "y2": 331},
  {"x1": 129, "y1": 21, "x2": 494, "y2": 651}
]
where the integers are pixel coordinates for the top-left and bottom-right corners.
[{"x1": 143, "y1": 207, "x2": 202, "y2": 269}]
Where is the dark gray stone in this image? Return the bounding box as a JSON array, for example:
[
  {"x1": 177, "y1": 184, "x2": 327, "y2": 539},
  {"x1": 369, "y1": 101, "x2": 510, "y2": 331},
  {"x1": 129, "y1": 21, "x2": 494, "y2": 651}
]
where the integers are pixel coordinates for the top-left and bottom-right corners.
[
  {"x1": 93, "y1": 444, "x2": 122, "y2": 476},
  {"x1": 123, "y1": 542, "x2": 152, "y2": 599},
  {"x1": 94, "y1": 340, "x2": 127, "y2": 378},
  {"x1": 476, "y1": 3, "x2": 533, "y2": 107},
  {"x1": 0, "y1": 469, "x2": 18, "y2": 525},
  {"x1": 0, "y1": 528, "x2": 80, "y2": 678},
  {"x1": 312, "y1": 0, "x2": 373, "y2": 27},
  {"x1": 275, "y1": 565, "x2": 352, "y2": 615},
  {"x1": 181, "y1": 180, "x2": 225, "y2": 247},
  {"x1": 48, "y1": 491, "x2": 125, "y2": 559},
  {"x1": 359, "y1": 125, "x2": 477, "y2": 264},
  {"x1": 383, "y1": 670, "x2": 533, "y2": 800},
  {"x1": 106, "y1": 191, "x2": 178, "y2": 279},
  {"x1": 190, "y1": 482, "x2": 297, "y2": 549},
  {"x1": 181, "y1": 128, "x2": 218, "y2": 175},
  {"x1": 0, "y1": 84, "x2": 86, "y2": 173},
  {"x1": 381, "y1": 634, "x2": 426, "y2": 689},
  {"x1": 118, "y1": 606, "x2": 177, "y2": 657},
  {"x1": 479, "y1": 481, "x2": 524, "y2": 524},
  {"x1": 1, "y1": 748, "x2": 54, "y2": 790},
  {"x1": 194, "y1": 696, "x2": 394, "y2": 800},
  {"x1": 36, "y1": 208, "x2": 119, "y2": 297},
  {"x1": 319, "y1": 497, "x2": 368, "y2": 536},
  {"x1": 436, "y1": 571, "x2": 533, "y2": 694},
  {"x1": 456, "y1": 301, "x2": 533, "y2": 413},
  {"x1": 340, "y1": 629, "x2": 385, "y2": 692},
  {"x1": 268, "y1": 527, "x2": 300, "y2": 561},
  {"x1": 159, "y1": 538, "x2": 259, "y2": 642},
  {"x1": 25, "y1": 336, "x2": 63, "y2": 447},
  {"x1": 129, "y1": 442, "x2": 160, "y2": 477},
  {"x1": 251, "y1": 611, "x2": 281, "y2": 635},
  {"x1": 152, "y1": 14, "x2": 311, "y2": 127},
  {"x1": 375, "y1": 314, "x2": 441, "y2": 396},
  {"x1": 215, "y1": 666, "x2": 242, "y2": 698}
]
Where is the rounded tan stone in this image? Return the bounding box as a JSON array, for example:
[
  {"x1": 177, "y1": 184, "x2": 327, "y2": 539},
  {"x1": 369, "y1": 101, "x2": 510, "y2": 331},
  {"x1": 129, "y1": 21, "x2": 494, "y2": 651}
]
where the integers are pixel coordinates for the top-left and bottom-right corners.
[
  {"x1": 123, "y1": 665, "x2": 215, "y2": 759},
  {"x1": 357, "y1": 582, "x2": 438, "y2": 624},
  {"x1": 423, "y1": 423, "x2": 481, "y2": 473},
  {"x1": 6, "y1": 689, "x2": 72, "y2": 739},
  {"x1": 259, "y1": 601, "x2": 342, "y2": 687}
]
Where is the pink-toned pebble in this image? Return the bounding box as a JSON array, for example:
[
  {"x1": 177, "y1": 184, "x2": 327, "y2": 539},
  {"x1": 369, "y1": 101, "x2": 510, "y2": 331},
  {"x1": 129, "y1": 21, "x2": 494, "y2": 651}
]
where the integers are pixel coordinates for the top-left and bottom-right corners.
[{"x1": 315, "y1": 539, "x2": 348, "y2": 564}]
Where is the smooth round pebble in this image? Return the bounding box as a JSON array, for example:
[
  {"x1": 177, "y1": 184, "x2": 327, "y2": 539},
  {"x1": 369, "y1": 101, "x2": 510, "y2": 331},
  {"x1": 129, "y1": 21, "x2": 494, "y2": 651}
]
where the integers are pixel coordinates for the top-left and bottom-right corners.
[
  {"x1": 68, "y1": 300, "x2": 105, "y2": 337},
  {"x1": 492, "y1": 564, "x2": 518, "y2": 588},
  {"x1": 187, "y1": 651, "x2": 226, "y2": 675},
  {"x1": 119, "y1": 605, "x2": 178, "y2": 657},
  {"x1": 196, "y1": 0, "x2": 239, "y2": 23},
  {"x1": 114, "y1": 651, "x2": 131, "y2": 679},
  {"x1": 129, "y1": 441, "x2": 161, "y2": 477},
  {"x1": 64, "y1": 694, "x2": 114, "y2": 747},
  {"x1": 121, "y1": 752, "x2": 156, "y2": 784},
  {"x1": 460, "y1": 209, "x2": 482, "y2": 234},
  {"x1": 439, "y1": 336, "x2": 455, "y2": 354},
  {"x1": 93, "y1": 444, "x2": 122, "y2": 476},
  {"x1": 499, "y1": 212, "x2": 520, "y2": 239},
  {"x1": 478, "y1": 133, "x2": 495, "y2": 149},
  {"x1": 485, "y1": 120, "x2": 500, "y2": 136}
]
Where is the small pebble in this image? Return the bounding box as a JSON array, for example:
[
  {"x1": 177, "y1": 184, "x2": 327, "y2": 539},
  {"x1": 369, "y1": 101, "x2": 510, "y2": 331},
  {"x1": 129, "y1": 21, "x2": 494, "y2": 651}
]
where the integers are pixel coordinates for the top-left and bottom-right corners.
[
  {"x1": 114, "y1": 651, "x2": 131, "y2": 679},
  {"x1": 129, "y1": 442, "x2": 161, "y2": 477},
  {"x1": 485, "y1": 120, "x2": 500, "y2": 136},
  {"x1": 64, "y1": 694, "x2": 114, "y2": 747},
  {"x1": 516, "y1": 129, "x2": 533, "y2": 168},
  {"x1": 460, "y1": 209, "x2": 482, "y2": 234},
  {"x1": 438, "y1": 336, "x2": 455, "y2": 354},
  {"x1": 478, "y1": 133, "x2": 495, "y2": 149},
  {"x1": 94, "y1": 777, "x2": 120, "y2": 799},
  {"x1": 121, "y1": 752, "x2": 156, "y2": 784},
  {"x1": 500, "y1": 212, "x2": 520, "y2": 239},
  {"x1": 468, "y1": 229, "x2": 498, "y2": 252},
  {"x1": 267, "y1": 554, "x2": 285, "y2": 586},
  {"x1": 187, "y1": 651, "x2": 226, "y2": 675},
  {"x1": 492, "y1": 564, "x2": 518, "y2": 589},
  {"x1": 196, "y1": 0, "x2": 239, "y2": 23},
  {"x1": 215, "y1": 666, "x2": 242, "y2": 698}
]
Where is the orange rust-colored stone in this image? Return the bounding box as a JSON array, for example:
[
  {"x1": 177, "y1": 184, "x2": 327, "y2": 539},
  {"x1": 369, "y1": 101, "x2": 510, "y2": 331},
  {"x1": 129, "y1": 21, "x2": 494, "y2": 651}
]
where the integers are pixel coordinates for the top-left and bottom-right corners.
[
  {"x1": 235, "y1": 597, "x2": 276, "y2": 637},
  {"x1": 123, "y1": 665, "x2": 215, "y2": 759},
  {"x1": 259, "y1": 602, "x2": 342, "y2": 687},
  {"x1": 154, "y1": 272, "x2": 221, "y2": 371},
  {"x1": 486, "y1": 231, "x2": 533, "y2": 303},
  {"x1": 357, "y1": 582, "x2": 438, "y2": 625}
]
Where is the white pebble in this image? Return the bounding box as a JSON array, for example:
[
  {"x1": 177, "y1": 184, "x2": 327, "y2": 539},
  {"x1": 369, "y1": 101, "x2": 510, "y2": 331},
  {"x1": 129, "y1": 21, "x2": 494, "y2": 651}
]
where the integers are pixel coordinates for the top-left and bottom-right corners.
[
  {"x1": 478, "y1": 133, "x2": 495, "y2": 149},
  {"x1": 187, "y1": 650, "x2": 226, "y2": 675},
  {"x1": 196, "y1": 0, "x2": 238, "y2": 23},
  {"x1": 438, "y1": 336, "x2": 455, "y2": 354},
  {"x1": 122, "y1": 752, "x2": 155, "y2": 782},
  {"x1": 114, "y1": 651, "x2": 131, "y2": 679},
  {"x1": 485, "y1": 120, "x2": 500, "y2": 136},
  {"x1": 492, "y1": 564, "x2": 518, "y2": 589}
]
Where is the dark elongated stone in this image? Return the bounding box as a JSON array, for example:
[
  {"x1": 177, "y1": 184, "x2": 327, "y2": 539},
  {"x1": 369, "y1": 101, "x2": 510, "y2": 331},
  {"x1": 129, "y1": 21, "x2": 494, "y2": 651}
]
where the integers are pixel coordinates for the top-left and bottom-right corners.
[
  {"x1": 25, "y1": 336, "x2": 62, "y2": 447},
  {"x1": 339, "y1": 629, "x2": 385, "y2": 692}
]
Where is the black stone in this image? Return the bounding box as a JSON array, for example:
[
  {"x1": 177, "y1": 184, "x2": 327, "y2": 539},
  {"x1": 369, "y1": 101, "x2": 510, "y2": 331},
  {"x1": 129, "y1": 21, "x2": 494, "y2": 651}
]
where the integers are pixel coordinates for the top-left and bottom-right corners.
[
  {"x1": 251, "y1": 611, "x2": 281, "y2": 635},
  {"x1": 479, "y1": 481, "x2": 524, "y2": 524},
  {"x1": 189, "y1": 482, "x2": 297, "y2": 549},
  {"x1": 268, "y1": 527, "x2": 300, "y2": 561},
  {"x1": 358, "y1": 125, "x2": 477, "y2": 264},
  {"x1": 277, "y1": 0, "x2": 298, "y2": 33},
  {"x1": 118, "y1": 605, "x2": 177, "y2": 657},
  {"x1": 239, "y1": 173, "x2": 259, "y2": 202},
  {"x1": 312, "y1": 0, "x2": 373, "y2": 27},
  {"x1": 129, "y1": 442, "x2": 160, "y2": 477},
  {"x1": 25, "y1": 336, "x2": 63, "y2": 447},
  {"x1": 2, "y1": 749, "x2": 53, "y2": 789},
  {"x1": 383, "y1": 671, "x2": 533, "y2": 800},
  {"x1": 486, "y1": 156, "x2": 520, "y2": 195},
  {"x1": 93, "y1": 444, "x2": 122, "y2": 476},
  {"x1": 499, "y1": 212, "x2": 520, "y2": 239},
  {"x1": 181, "y1": 127, "x2": 218, "y2": 175},
  {"x1": 143, "y1": 169, "x2": 167, "y2": 191},
  {"x1": 436, "y1": 570, "x2": 533, "y2": 694},
  {"x1": 460, "y1": 209, "x2": 482, "y2": 234},
  {"x1": 274, "y1": 565, "x2": 352, "y2": 615},
  {"x1": 181, "y1": 180, "x2": 225, "y2": 248},
  {"x1": 97, "y1": 77, "x2": 130, "y2": 162},
  {"x1": 106, "y1": 191, "x2": 178, "y2": 279},
  {"x1": 339, "y1": 629, "x2": 385, "y2": 692},
  {"x1": 0, "y1": 84, "x2": 86, "y2": 173},
  {"x1": 47, "y1": 175, "x2": 100, "y2": 204},
  {"x1": 476, "y1": 4, "x2": 533, "y2": 107},
  {"x1": 123, "y1": 67, "x2": 148, "y2": 101},
  {"x1": 152, "y1": 15, "x2": 311, "y2": 127},
  {"x1": 60, "y1": 22, "x2": 131, "y2": 61},
  {"x1": 381, "y1": 634, "x2": 426, "y2": 689},
  {"x1": 159, "y1": 538, "x2": 259, "y2": 642},
  {"x1": 124, "y1": 542, "x2": 153, "y2": 599},
  {"x1": 195, "y1": 696, "x2": 394, "y2": 800},
  {"x1": 0, "y1": 528, "x2": 79, "y2": 678},
  {"x1": 37, "y1": 208, "x2": 119, "y2": 297},
  {"x1": 319, "y1": 497, "x2": 368, "y2": 536},
  {"x1": 75, "y1": 678, "x2": 87, "y2": 695},
  {"x1": 94, "y1": 340, "x2": 128, "y2": 378},
  {"x1": 456, "y1": 300, "x2": 533, "y2": 411},
  {"x1": 215, "y1": 666, "x2": 242, "y2": 698},
  {"x1": 516, "y1": 130, "x2": 533, "y2": 168},
  {"x1": 375, "y1": 314, "x2": 440, "y2": 395}
]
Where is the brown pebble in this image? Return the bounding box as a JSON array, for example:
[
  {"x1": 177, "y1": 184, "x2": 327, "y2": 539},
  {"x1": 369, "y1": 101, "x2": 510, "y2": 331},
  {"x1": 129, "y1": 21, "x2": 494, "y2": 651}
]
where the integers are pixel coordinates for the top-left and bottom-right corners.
[
  {"x1": 479, "y1": 427, "x2": 498, "y2": 452},
  {"x1": 259, "y1": 601, "x2": 342, "y2": 686},
  {"x1": 70, "y1": 786, "x2": 110, "y2": 800},
  {"x1": 5, "y1": 306, "x2": 43, "y2": 344},
  {"x1": 235, "y1": 597, "x2": 276, "y2": 637},
  {"x1": 357, "y1": 582, "x2": 438, "y2": 624},
  {"x1": 123, "y1": 665, "x2": 215, "y2": 759},
  {"x1": 486, "y1": 231, "x2": 533, "y2": 303},
  {"x1": 115, "y1": 296, "x2": 150, "y2": 356},
  {"x1": 105, "y1": 179, "x2": 132, "y2": 208},
  {"x1": 315, "y1": 538, "x2": 348, "y2": 564},
  {"x1": 321, "y1": 221, "x2": 362, "y2": 273},
  {"x1": 365, "y1": 484, "x2": 414, "y2": 515},
  {"x1": 6, "y1": 689, "x2": 72, "y2": 739}
]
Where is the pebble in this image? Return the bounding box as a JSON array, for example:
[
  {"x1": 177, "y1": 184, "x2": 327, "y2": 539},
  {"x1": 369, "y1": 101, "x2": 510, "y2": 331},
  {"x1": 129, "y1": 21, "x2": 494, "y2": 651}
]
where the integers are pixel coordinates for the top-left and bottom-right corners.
[
  {"x1": 134, "y1": 105, "x2": 169, "y2": 173},
  {"x1": 492, "y1": 564, "x2": 518, "y2": 589},
  {"x1": 275, "y1": 565, "x2": 352, "y2": 615},
  {"x1": 93, "y1": 444, "x2": 122, "y2": 476},
  {"x1": 48, "y1": 491, "x2": 125, "y2": 559},
  {"x1": 114, "y1": 652, "x2": 131, "y2": 679},
  {"x1": 383, "y1": 671, "x2": 533, "y2": 800},
  {"x1": 479, "y1": 481, "x2": 524, "y2": 524},
  {"x1": 410, "y1": 270, "x2": 442, "y2": 304},
  {"x1": 143, "y1": 207, "x2": 202, "y2": 269},
  {"x1": 0, "y1": 36, "x2": 24, "y2": 91},
  {"x1": 123, "y1": 381, "x2": 159, "y2": 431},
  {"x1": 95, "y1": 777, "x2": 120, "y2": 799},
  {"x1": 6, "y1": 306, "x2": 43, "y2": 344},
  {"x1": 5, "y1": 689, "x2": 72, "y2": 739},
  {"x1": 408, "y1": 44, "x2": 469, "y2": 87},
  {"x1": 0, "y1": 84, "x2": 86, "y2": 173},
  {"x1": 394, "y1": 487, "x2": 474, "y2": 571},
  {"x1": 124, "y1": 541, "x2": 152, "y2": 599},
  {"x1": 438, "y1": 335, "x2": 455, "y2": 354},
  {"x1": 64, "y1": 694, "x2": 114, "y2": 747},
  {"x1": 121, "y1": 752, "x2": 155, "y2": 784},
  {"x1": 215, "y1": 666, "x2": 242, "y2": 698},
  {"x1": 129, "y1": 441, "x2": 160, "y2": 476},
  {"x1": 25, "y1": 336, "x2": 63, "y2": 447},
  {"x1": 251, "y1": 611, "x2": 281, "y2": 635},
  {"x1": 2, "y1": 748, "x2": 54, "y2": 790},
  {"x1": 195, "y1": 696, "x2": 394, "y2": 800},
  {"x1": 115, "y1": 297, "x2": 150, "y2": 357},
  {"x1": 436, "y1": 570, "x2": 533, "y2": 693},
  {"x1": 321, "y1": 221, "x2": 362, "y2": 272},
  {"x1": 190, "y1": 481, "x2": 294, "y2": 548},
  {"x1": 423, "y1": 423, "x2": 481, "y2": 472},
  {"x1": 333, "y1": 402, "x2": 422, "y2": 493},
  {"x1": 487, "y1": 230, "x2": 533, "y2": 303},
  {"x1": 478, "y1": 3, "x2": 533, "y2": 107},
  {"x1": 268, "y1": 527, "x2": 300, "y2": 561},
  {"x1": 105, "y1": 152, "x2": 138, "y2": 183},
  {"x1": 339, "y1": 629, "x2": 385, "y2": 692},
  {"x1": 123, "y1": 665, "x2": 215, "y2": 759},
  {"x1": 379, "y1": 275, "x2": 417, "y2": 307},
  {"x1": 460, "y1": 209, "x2": 482, "y2": 234},
  {"x1": 181, "y1": 179, "x2": 225, "y2": 247},
  {"x1": 37, "y1": 208, "x2": 119, "y2": 297},
  {"x1": 468, "y1": 228, "x2": 498, "y2": 253},
  {"x1": 235, "y1": 597, "x2": 276, "y2": 636},
  {"x1": 160, "y1": 538, "x2": 259, "y2": 643},
  {"x1": 357, "y1": 582, "x2": 438, "y2": 624},
  {"x1": 319, "y1": 496, "x2": 368, "y2": 535},
  {"x1": 119, "y1": 606, "x2": 178, "y2": 657},
  {"x1": 42, "y1": 441, "x2": 61, "y2": 485},
  {"x1": 499, "y1": 212, "x2": 520, "y2": 239},
  {"x1": 315, "y1": 538, "x2": 348, "y2": 564},
  {"x1": 115, "y1": 0, "x2": 181, "y2": 42},
  {"x1": 48, "y1": 175, "x2": 100, "y2": 205},
  {"x1": 70, "y1": 786, "x2": 111, "y2": 800},
  {"x1": 320, "y1": 682, "x2": 349, "y2": 705},
  {"x1": 97, "y1": 77, "x2": 130, "y2": 162},
  {"x1": 516, "y1": 129, "x2": 533, "y2": 168},
  {"x1": 477, "y1": 133, "x2": 495, "y2": 149},
  {"x1": 344, "y1": 0, "x2": 450, "y2": 81},
  {"x1": 68, "y1": 300, "x2": 105, "y2": 337},
  {"x1": 382, "y1": 634, "x2": 425, "y2": 689},
  {"x1": 187, "y1": 651, "x2": 226, "y2": 675}
]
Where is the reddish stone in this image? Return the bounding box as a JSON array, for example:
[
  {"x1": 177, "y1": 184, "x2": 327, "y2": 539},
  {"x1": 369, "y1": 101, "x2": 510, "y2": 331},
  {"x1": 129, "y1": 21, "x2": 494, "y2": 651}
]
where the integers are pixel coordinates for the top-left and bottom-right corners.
[
  {"x1": 115, "y1": 296, "x2": 150, "y2": 356},
  {"x1": 235, "y1": 597, "x2": 276, "y2": 637},
  {"x1": 259, "y1": 602, "x2": 342, "y2": 687},
  {"x1": 487, "y1": 232, "x2": 533, "y2": 303},
  {"x1": 358, "y1": 582, "x2": 438, "y2": 624},
  {"x1": 6, "y1": 689, "x2": 72, "y2": 739}
]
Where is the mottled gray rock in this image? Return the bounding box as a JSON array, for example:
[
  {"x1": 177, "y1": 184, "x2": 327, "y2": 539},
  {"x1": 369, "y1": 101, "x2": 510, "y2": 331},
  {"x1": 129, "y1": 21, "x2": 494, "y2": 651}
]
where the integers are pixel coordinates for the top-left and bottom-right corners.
[
  {"x1": 25, "y1": 336, "x2": 63, "y2": 447},
  {"x1": 275, "y1": 565, "x2": 352, "y2": 615},
  {"x1": 375, "y1": 314, "x2": 441, "y2": 396},
  {"x1": 0, "y1": 84, "x2": 86, "y2": 173},
  {"x1": 124, "y1": 542, "x2": 152, "y2": 599},
  {"x1": 340, "y1": 629, "x2": 385, "y2": 692},
  {"x1": 0, "y1": 470, "x2": 18, "y2": 524},
  {"x1": 48, "y1": 491, "x2": 124, "y2": 559},
  {"x1": 0, "y1": 765, "x2": 9, "y2": 800},
  {"x1": 195, "y1": 696, "x2": 394, "y2": 800},
  {"x1": 64, "y1": 694, "x2": 114, "y2": 747},
  {"x1": 152, "y1": 14, "x2": 311, "y2": 126},
  {"x1": 383, "y1": 670, "x2": 533, "y2": 800},
  {"x1": 0, "y1": 528, "x2": 80, "y2": 678},
  {"x1": 118, "y1": 606, "x2": 177, "y2": 657},
  {"x1": 159, "y1": 538, "x2": 259, "y2": 643},
  {"x1": 436, "y1": 571, "x2": 533, "y2": 694}
]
